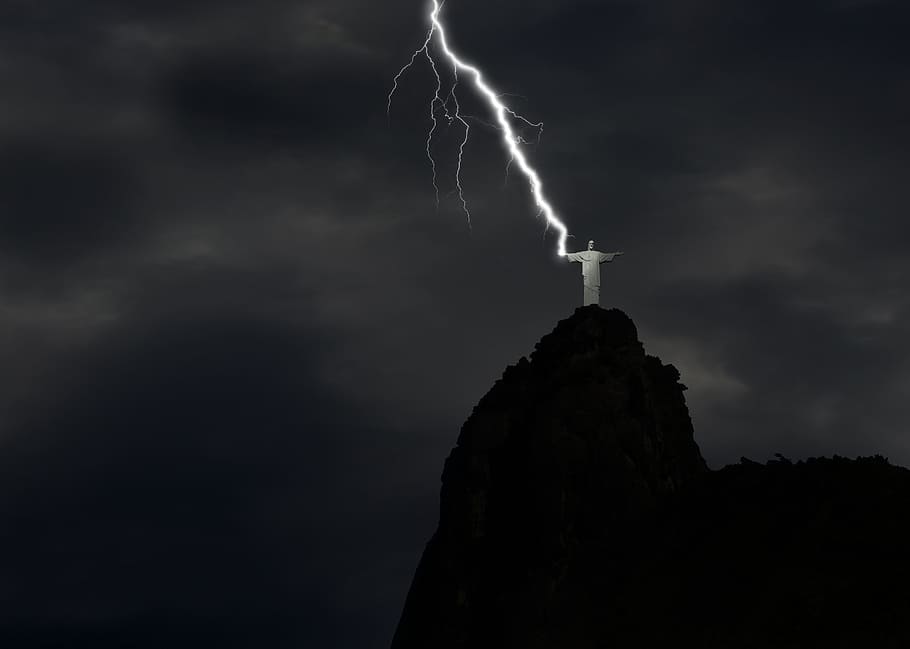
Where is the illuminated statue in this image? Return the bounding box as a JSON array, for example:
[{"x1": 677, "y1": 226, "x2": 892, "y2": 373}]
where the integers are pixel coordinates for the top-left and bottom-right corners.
[{"x1": 566, "y1": 240, "x2": 623, "y2": 306}]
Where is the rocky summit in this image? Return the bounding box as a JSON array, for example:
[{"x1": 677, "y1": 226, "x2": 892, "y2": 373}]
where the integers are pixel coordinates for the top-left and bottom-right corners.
[{"x1": 391, "y1": 306, "x2": 910, "y2": 649}]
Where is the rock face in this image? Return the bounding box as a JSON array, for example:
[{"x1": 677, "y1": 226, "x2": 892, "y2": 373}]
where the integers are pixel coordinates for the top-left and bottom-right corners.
[
  {"x1": 391, "y1": 306, "x2": 708, "y2": 649},
  {"x1": 391, "y1": 307, "x2": 910, "y2": 648}
]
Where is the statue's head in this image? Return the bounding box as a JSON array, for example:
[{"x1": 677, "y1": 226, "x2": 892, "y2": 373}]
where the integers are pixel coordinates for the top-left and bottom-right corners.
[{"x1": 587, "y1": 240, "x2": 595, "y2": 250}]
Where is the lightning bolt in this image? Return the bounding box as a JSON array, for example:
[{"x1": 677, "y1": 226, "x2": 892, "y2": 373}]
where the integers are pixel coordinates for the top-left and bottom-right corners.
[{"x1": 387, "y1": 0, "x2": 570, "y2": 257}]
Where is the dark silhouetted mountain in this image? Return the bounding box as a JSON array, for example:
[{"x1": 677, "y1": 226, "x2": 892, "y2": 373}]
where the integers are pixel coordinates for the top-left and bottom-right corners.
[{"x1": 391, "y1": 306, "x2": 910, "y2": 649}]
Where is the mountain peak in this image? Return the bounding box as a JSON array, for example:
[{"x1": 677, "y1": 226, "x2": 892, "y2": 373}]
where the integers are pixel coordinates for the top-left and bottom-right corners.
[
  {"x1": 392, "y1": 309, "x2": 910, "y2": 648},
  {"x1": 392, "y1": 308, "x2": 707, "y2": 648}
]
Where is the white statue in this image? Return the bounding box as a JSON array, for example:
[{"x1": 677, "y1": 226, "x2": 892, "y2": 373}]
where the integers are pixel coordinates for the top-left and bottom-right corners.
[{"x1": 566, "y1": 240, "x2": 623, "y2": 306}]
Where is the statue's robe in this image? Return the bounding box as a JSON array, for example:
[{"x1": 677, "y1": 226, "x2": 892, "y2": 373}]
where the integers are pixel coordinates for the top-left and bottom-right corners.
[{"x1": 567, "y1": 250, "x2": 619, "y2": 306}]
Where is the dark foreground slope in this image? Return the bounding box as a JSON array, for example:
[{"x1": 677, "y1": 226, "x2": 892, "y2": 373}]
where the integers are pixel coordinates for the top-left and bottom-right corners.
[
  {"x1": 391, "y1": 307, "x2": 910, "y2": 649},
  {"x1": 626, "y1": 454, "x2": 910, "y2": 648}
]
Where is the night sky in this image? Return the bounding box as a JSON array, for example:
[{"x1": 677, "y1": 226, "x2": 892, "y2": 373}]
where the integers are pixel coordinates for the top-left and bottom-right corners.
[{"x1": 1, "y1": 1, "x2": 909, "y2": 647}]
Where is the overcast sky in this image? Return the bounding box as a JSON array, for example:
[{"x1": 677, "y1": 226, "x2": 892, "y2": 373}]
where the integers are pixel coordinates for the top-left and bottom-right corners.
[{"x1": 1, "y1": 0, "x2": 909, "y2": 647}]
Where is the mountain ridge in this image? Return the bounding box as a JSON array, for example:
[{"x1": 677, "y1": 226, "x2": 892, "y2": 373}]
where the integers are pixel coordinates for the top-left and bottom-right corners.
[{"x1": 391, "y1": 307, "x2": 910, "y2": 648}]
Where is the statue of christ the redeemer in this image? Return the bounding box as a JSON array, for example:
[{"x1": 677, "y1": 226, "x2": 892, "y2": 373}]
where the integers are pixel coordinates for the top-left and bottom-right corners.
[{"x1": 566, "y1": 240, "x2": 624, "y2": 306}]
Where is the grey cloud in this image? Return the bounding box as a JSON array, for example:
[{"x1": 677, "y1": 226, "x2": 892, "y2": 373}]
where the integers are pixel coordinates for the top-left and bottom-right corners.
[{"x1": 0, "y1": 140, "x2": 140, "y2": 262}]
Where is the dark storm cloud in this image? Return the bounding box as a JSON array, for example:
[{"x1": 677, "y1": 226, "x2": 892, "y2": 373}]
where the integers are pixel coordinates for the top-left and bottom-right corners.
[
  {"x1": 0, "y1": 139, "x2": 138, "y2": 261},
  {"x1": 0, "y1": 272, "x2": 431, "y2": 648},
  {"x1": 641, "y1": 270, "x2": 910, "y2": 458},
  {"x1": 161, "y1": 52, "x2": 385, "y2": 151},
  {"x1": 1, "y1": 0, "x2": 910, "y2": 647}
]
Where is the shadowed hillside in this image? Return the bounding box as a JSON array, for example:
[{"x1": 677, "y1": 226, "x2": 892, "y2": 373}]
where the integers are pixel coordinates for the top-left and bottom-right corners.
[{"x1": 391, "y1": 307, "x2": 910, "y2": 649}]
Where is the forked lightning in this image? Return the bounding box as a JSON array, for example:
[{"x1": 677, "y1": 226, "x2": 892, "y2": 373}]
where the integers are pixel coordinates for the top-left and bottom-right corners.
[{"x1": 388, "y1": 0, "x2": 570, "y2": 256}]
